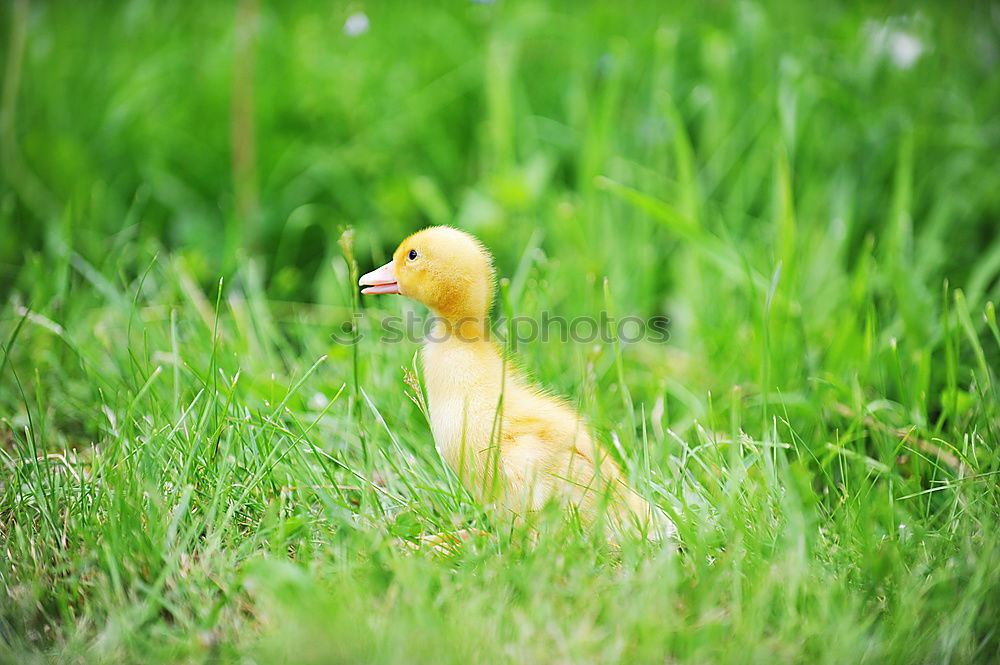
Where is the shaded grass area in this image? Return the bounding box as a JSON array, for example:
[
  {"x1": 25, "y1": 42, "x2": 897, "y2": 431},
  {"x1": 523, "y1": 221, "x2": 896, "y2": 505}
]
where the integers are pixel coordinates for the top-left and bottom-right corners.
[{"x1": 2, "y1": 1, "x2": 1000, "y2": 663}]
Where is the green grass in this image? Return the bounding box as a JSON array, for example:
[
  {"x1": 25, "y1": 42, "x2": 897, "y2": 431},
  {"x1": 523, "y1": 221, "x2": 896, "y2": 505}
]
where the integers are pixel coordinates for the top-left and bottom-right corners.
[{"x1": 2, "y1": 1, "x2": 1000, "y2": 663}]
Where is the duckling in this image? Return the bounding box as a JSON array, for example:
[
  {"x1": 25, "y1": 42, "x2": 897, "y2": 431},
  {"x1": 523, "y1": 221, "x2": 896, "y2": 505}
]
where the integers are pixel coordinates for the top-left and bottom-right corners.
[{"x1": 360, "y1": 226, "x2": 673, "y2": 540}]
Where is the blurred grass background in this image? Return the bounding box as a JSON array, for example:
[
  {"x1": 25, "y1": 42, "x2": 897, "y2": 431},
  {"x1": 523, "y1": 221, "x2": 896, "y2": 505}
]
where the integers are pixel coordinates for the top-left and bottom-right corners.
[{"x1": 1, "y1": 1, "x2": 999, "y2": 663}]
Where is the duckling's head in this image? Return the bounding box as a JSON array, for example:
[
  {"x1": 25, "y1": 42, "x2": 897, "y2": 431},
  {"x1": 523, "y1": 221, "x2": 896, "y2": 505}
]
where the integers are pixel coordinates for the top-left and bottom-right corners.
[{"x1": 359, "y1": 226, "x2": 496, "y2": 321}]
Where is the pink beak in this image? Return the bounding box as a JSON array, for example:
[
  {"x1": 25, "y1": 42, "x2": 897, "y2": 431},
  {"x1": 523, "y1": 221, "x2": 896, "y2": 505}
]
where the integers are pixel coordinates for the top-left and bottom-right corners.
[{"x1": 359, "y1": 261, "x2": 400, "y2": 295}]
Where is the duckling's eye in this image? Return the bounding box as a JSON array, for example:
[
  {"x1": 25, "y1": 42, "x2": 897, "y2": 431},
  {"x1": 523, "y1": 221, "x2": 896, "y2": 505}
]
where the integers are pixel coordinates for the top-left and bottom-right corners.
[{"x1": 407, "y1": 249, "x2": 418, "y2": 261}]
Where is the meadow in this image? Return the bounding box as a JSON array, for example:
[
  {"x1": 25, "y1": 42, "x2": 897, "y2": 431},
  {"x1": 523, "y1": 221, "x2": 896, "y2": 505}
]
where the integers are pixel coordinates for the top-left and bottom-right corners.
[{"x1": 2, "y1": 1, "x2": 999, "y2": 663}]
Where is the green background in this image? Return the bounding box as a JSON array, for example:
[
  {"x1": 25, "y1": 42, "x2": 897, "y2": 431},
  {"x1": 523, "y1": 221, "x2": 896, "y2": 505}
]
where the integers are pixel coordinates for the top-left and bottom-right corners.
[{"x1": 1, "y1": 1, "x2": 999, "y2": 663}]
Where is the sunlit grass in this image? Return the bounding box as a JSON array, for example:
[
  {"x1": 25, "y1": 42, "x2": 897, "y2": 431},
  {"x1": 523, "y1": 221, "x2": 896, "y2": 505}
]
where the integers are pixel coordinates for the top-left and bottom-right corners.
[{"x1": 1, "y1": 1, "x2": 999, "y2": 663}]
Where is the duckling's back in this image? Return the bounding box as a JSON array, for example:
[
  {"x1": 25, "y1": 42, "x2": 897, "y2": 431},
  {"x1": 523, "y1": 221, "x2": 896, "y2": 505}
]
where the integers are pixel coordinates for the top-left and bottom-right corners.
[{"x1": 422, "y1": 336, "x2": 671, "y2": 539}]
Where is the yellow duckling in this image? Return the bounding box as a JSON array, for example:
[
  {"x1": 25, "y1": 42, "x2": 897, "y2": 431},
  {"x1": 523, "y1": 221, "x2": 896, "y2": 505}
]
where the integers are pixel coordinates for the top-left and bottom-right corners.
[{"x1": 360, "y1": 226, "x2": 672, "y2": 540}]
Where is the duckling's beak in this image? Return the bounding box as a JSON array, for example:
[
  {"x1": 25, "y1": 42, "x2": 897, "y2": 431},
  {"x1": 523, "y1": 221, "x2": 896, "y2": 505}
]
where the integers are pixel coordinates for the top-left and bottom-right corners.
[{"x1": 359, "y1": 261, "x2": 400, "y2": 295}]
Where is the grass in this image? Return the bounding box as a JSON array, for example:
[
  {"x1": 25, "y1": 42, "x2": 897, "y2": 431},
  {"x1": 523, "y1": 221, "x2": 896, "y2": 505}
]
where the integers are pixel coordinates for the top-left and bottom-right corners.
[{"x1": 2, "y1": 0, "x2": 1000, "y2": 663}]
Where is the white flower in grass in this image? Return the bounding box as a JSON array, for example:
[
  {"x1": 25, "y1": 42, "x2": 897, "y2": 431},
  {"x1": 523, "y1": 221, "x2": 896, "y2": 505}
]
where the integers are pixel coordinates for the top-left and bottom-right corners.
[
  {"x1": 888, "y1": 31, "x2": 923, "y2": 69},
  {"x1": 308, "y1": 392, "x2": 329, "y2": 411},
  {"x1": 344, "y1": 12, "x2": 369, "y2": 37},
  {"x1": 865, "y1": 19, "x2": 925, "y2": 70}
]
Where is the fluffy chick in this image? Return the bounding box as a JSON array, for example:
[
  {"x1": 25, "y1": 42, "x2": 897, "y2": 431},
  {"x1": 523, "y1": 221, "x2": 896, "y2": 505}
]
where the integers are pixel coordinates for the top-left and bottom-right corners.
[{"x1": 360, "y1": 226, "x2": 672, "y2": 540}]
